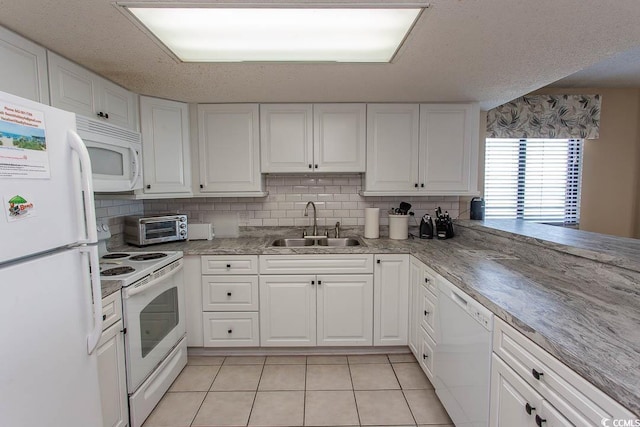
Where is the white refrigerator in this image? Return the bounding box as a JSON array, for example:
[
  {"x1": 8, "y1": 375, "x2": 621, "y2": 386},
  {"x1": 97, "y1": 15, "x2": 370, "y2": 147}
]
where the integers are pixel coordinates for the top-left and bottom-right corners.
[{"x1": 0, "y1": 91, "x2": 104, "y2": 426}]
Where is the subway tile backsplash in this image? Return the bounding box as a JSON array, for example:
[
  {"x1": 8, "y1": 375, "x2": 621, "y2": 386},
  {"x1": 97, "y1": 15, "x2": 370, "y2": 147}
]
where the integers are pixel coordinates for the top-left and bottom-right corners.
[
  {"x1": 95, "y1": 198, "x2": 144, "y2": 235},
  {"x1": 142, "y1": 174, "x2": 460, "y2": 229}
]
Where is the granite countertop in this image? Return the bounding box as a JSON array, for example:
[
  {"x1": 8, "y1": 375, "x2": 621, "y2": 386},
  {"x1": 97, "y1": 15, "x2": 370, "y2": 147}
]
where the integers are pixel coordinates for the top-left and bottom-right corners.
[{"x1": 105, "y1": 222, "x2": 640, "y2": 416}]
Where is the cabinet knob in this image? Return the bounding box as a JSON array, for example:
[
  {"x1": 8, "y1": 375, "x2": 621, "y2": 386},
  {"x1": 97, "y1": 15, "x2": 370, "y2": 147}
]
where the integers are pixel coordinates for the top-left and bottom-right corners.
[
  {"x1": 318, "y1": 280, "x2": 322, "y2": 285},
  {"x1": 200, "y1": 184, "x2": 204, "y2": 189},
  {"x1": 424, "y1": 310, "x2": 429, "y2": 316},
  {"x1": 97, "y1": 112, "x2": 104, "y2": 118},
  {"x1": 376, "y1": 259, "x2": 381, "y2": 264},
  {"x1": 525, "y1": 403, "x2": 535, "y2": 415},
  {"x1": 102, "y1": 314, "x2": 106, "y2": 321},
  {"x1": 421, "y1": 183, "x2": 424, "y2": 188},
  {"x1": 414, "y1": 183, "x2": 418, "y2": 188},
  {"x1": 532, "y1": 368, "x2": 544, "y2": 380},
  {"x1": 535, "y1": 415, "x2": 546, "y2": 426},
  {"x1": 146, "y1": 184, "x2": 151, "y2": 189},
  {"x1": 425, "y1": 278, "x2": 430, "y2": 283},
  {"x1": 311, "y1": 280, "x2": 315, "y2": 285},
  {"x1": 423, "y1": 353, "x2": 428, "y2": 359},
  {"x1": 314, "y1": 164, "x2": 318, "y2": 169},
  {"x1": 227, "y1": 329, "x2": 233, "y2": 334},
  {"x1": 308, "y1": 164, "x2": 312, "y2": 169},
  {"x1": 226, "y1": 264, "x2": 231, "y2": 269},
  {"x1": 227, "y1": 292, "x2": 232, "y2": 296}
]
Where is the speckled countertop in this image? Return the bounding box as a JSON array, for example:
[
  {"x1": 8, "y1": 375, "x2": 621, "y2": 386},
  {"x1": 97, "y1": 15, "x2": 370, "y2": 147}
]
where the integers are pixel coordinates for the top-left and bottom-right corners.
[{"x1": 106, "y1": 221, "x2": 640, "y2": 416}]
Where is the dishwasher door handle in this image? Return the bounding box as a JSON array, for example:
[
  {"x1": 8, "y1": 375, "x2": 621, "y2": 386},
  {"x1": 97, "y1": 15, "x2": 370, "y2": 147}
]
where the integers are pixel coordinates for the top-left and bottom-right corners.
[{"x1": 451, "y1": 290, "x2": 469, "y2": 310}]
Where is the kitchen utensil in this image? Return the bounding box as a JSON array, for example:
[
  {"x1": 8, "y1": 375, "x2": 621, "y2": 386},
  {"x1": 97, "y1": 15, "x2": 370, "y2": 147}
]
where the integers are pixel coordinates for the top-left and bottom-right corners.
[{"x1": 398, "y1": 202, "x2": 412, "y2": 215}]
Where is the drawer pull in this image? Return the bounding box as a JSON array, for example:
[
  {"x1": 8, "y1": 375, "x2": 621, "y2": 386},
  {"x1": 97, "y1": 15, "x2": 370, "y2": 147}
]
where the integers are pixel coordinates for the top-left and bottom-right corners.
[
  {"x1": 532, "y1": 368, "x2": 544, "y2": 380},
  {"x1": 227, "y1": 329, "x2": 233, "y2": 334},
  {"x1": 376, "y1": 259, "x2": 381, "y2": 264},
  {"x1": 227, "y1": 292, "x2": 232, "y2": 297},
  {"x1": 425, "y1": 278, "x2": 430, "y2": 283},
  {"x1": 525, "y1": 403, "x2": 535, "y2": 415},
  {"x1": 102, "y1": 314, "x2": 107, "y2": 321},
  {"x1": 423, "y1": 353, "x2": 428, "y2": 359},
  {"x1": 311, "y1": 280, "x2": 315, "y2": 285},
  {"x1": 318, "y1": 280, "x2": 322, "y2": 285},
  {"x1": 424, "y1": 310, "x2": 429, "y2": 316},
  {"x1": 226, "y1": 264, "x2": 231, "y2": 269},
  {"x1": 535, "y1": 415, "x2": 546, "y2": 426}
]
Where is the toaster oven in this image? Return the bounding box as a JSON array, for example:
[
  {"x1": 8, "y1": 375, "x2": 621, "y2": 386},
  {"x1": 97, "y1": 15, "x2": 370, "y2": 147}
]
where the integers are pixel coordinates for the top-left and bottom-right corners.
[{"x1": 124, "y1": 215, "x2": 188, "y2": 246}]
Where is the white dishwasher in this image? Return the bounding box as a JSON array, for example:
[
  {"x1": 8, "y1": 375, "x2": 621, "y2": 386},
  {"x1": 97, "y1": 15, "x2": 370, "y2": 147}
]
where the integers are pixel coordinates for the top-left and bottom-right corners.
[{"x1": 434, "y1": 277, "x2": 493, "y2": 427}]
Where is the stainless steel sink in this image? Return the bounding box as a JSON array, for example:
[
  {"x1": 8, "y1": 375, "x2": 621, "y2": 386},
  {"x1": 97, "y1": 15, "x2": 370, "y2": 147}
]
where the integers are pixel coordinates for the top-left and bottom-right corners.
[
  {"x1": 271, "y1": 238, "x2": 314, "y2": 247},
  {"x1": 270, "y1": 237, "x2": 361, "y2": 247},
  {"x1": 316, "y1": 238, "x2": 361, "y2": 247}
]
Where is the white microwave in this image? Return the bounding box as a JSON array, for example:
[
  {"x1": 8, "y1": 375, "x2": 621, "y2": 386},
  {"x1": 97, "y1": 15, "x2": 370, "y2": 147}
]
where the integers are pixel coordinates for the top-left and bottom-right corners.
[{"x1": 76, "y1": 116, "x2": 143, "y2": 192}]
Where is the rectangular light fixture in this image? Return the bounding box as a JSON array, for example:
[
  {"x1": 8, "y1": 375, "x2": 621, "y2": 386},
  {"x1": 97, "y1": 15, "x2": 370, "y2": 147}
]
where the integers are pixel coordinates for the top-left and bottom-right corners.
[{"x1": 121, "y1": 6, "x2": 424, "y2": 63}]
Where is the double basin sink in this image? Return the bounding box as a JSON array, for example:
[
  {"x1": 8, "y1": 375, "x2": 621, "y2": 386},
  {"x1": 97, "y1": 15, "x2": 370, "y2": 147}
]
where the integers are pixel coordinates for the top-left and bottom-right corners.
[{"x1": 271, "y1": 237, "x2": 361, "y2": 247}]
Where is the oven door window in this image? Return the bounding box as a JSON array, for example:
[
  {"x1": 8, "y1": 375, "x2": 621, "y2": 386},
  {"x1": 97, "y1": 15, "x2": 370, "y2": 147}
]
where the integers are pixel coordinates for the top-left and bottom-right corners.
[{"x1": 139, "y1": 286, "x2": 179, "y2": 358}]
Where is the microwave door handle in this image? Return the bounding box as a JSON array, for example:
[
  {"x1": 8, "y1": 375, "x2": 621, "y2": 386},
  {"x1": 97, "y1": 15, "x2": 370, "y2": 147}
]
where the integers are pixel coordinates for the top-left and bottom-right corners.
[
  {"x1": 68, "y1": 130, "x2": 97, "y2": 244},
  {"x1": 130, "y1": 147, "x2": 140, "y2": 190},
  {"x1": 123, "y1": 261, "x2": 183, "y2": 299},
  {"x1": 81, "y1": 245, "x2": 103, "y2": 355}
]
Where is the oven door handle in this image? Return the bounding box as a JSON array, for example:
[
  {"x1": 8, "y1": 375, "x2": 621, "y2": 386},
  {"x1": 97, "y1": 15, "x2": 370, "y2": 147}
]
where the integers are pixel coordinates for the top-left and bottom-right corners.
[{"x1": 123, "y1": 261, "x2": 183, "y2": 299}]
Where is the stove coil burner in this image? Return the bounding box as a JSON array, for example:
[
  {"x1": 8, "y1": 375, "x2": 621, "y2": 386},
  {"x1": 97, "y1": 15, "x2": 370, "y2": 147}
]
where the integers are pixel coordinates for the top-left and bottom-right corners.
[
  {"x1": 102, "y1": 266, "x2": 136, "y2": 276},
  {"x1": 129, "y1": 253, "x2": 168, "y2": 261},
  {"x1": 102, "y1": 253, "x2": 130, "y2": 260}
]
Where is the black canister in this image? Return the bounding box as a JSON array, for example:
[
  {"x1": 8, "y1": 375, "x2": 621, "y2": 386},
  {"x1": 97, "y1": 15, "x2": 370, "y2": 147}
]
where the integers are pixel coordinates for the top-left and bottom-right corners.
[{"x1": 470, "y1": 197, "x2": 485, "y2": 220}]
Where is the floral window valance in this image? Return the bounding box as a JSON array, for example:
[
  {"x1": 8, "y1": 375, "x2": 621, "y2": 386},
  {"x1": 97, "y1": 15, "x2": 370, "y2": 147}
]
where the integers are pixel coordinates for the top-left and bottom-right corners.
[{"x1": 486, "y1": 94, "x2": 601, "y2": 139}]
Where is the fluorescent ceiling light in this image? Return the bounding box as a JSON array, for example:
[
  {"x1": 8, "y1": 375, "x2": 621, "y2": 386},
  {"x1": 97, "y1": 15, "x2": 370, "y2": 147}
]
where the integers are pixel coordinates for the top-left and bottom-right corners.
[{"x1": 124, "y1": 7, "x2": 422, "y2": 62}]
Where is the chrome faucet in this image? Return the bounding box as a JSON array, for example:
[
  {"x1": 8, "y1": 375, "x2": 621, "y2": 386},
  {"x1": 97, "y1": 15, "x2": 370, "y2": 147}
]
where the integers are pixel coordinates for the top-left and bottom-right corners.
[
  {"x1": 335, "y1": 221, "x2": 341, "y2": 238},
  {"x1": 304, "y1": 201, "x2": 318, "y2": 237}
]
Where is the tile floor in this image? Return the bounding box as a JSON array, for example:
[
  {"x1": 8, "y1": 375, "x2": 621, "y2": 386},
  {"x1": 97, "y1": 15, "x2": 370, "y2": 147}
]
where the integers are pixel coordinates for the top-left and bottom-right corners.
[{"x1": 142, "y1": 353, "x2": 453, "y2": 427}]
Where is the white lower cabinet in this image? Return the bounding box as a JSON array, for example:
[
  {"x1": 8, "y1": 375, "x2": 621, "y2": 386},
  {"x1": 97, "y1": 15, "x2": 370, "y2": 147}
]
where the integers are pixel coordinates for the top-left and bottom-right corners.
[
  {"x1": 203, "y1": 312, "x2": 260, "y2": 347},
  {"x1": 491, "y1": 317, "x2": 636, "y2": 426},
  {"x1": 259, "y1": 274, "x2": 373, "y2": 346},
  {"x1": 98, "y1": 291, "x2": 128, "y2": 427},
  {"x1": 373, "y1": 254, "x2": 409, "y2": 346}
]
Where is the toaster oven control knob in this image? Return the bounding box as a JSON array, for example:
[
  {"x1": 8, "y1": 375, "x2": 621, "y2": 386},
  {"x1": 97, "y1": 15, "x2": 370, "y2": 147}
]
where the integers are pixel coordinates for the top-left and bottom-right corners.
[
  {"x1": 180, "y1": 230, "x2": 187, "y2": 236},
  {"x1": 179, "y1": 217, "x2": 187, "y2": 222},
  {"x1": 180, "y1": 223, "x2": 187, "y2": 229}
]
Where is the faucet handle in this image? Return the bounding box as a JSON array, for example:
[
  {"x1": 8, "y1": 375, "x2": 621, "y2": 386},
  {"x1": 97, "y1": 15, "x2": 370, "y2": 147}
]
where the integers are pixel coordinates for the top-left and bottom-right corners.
[{"x1": 302, "y1": 229, "x2": 307, "y2": 238}]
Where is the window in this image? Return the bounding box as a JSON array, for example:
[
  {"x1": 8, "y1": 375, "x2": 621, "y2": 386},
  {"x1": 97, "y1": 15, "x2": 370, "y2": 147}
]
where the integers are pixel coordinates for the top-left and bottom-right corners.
[{"x1": 484, "y1": 138, "x2": 583, "y2": 225}]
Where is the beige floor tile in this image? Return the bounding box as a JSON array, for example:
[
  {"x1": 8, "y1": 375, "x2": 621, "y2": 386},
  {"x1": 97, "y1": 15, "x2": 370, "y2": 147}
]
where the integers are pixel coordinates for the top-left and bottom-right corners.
[
  {"x1": 169, "y1": 365, "x2": 220, "y2": 392},
  {"x1": 387, "y1": 353, "x2": 417, "y2": 363},
  {"x1": 392, "y1": 362, "x2": 434, "y2": 390},
  {"x1": 265, "y1": 355, "x2": 307, "y2": 365},
  {"x1": 355, "y1": 390, "x2": 415, "y2": 426},
  {"x1": 258, "y1": 364, "x2": 306, "y2": 390},
  {"x1": 350, "y1": 363, "x2": 400, "y2": 390},
  {"x1": 347, "y1": 354, "x2": 389, "y2": 364},
  {"x1": 248, "y1": 391, "x2": 304, "y2": 426},
  {"x1": 210, "y1": 364, "x2": 263, "y2": 391},
  {"x1": 223, "y1": 355, "x2": 266, "y2": 365},
  {"x1": 304, "y1": 390, "x2": 359, "y2": 426},
  {"x1": 191, "y1": 391, "x2": 255, "y2": 427},
  {"x1": 404, "y1": 389, "x2": 452, "y2": 425},
  {"x1": 306, "y1": 355, "x2": 348, "y2": 364},
  {"x1": 187, "y1": 355, "x2": 225, "y2": 365},
  {"x1": 142, "y1": 391, "x2": 206, "y2": 427},
  {"x1": 306, "y1": 364, "x2": 353, "y2": 390}
]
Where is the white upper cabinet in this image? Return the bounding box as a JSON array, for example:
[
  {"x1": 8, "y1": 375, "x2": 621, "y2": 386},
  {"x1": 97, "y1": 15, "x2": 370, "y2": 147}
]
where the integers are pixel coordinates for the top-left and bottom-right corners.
[
  {"x1": 260, "y1": 104, "x2": 313, "y2": 172},
  {"x1": 364, "y1": 103, "x2": 480, "y2": 195},
  {"x1": 260, "y1": 103, "x2": 366, "y2": 173},
  {"x1": 197, "y1": 104, "x2": 264, "y2": 194},
  {"x1": 365, "y1": 104, "x2": 420, "y2": 192},
  {"x1": 140, "y1": 96, "x2": 191, "y2": 194},
  {"x1": 420, "y1": 103, "x2": 479, "y2": 194},
  {"x1": 0, "y1": 26, "x2": 49, "y2": 103},
  {"x1": 48, "y1": 52, "x2": 138, "y2": 130}
]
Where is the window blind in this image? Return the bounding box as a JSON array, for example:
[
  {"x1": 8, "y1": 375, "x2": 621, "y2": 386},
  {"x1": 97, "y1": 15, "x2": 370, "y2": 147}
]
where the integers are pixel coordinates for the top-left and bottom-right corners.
[{"x1": 484, "y1": 138, "x2": 583, "y2": 225}]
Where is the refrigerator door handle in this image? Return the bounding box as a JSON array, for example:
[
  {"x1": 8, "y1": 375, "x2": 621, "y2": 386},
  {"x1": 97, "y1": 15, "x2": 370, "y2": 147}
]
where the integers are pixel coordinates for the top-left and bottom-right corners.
[
  {"x1": 81, "y1": 245, "x2": 103, "y2": 354},
  {"x1": 130, "y1": 146, "x2": 141, "y2": 190},
  {"x1": 68, "y1": 129, "x2": 97, "y2": 244}
]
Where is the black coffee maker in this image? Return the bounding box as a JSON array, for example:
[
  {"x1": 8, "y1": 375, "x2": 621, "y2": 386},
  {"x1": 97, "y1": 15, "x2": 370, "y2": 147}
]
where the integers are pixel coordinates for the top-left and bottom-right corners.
[{"x1": 419, "y1": 214, "x2": 434, "y2": 239}]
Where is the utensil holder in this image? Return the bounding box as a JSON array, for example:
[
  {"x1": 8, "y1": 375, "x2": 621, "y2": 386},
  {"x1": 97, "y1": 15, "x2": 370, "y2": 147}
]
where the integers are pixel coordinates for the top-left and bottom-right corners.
[{"x1": 389, "y1": 214, "x2": 409, "y2": 240}]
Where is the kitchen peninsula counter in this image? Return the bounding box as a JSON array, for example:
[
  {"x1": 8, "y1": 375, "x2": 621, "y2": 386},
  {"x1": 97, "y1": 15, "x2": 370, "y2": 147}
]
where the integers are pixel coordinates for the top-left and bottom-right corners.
[{"x1": 107, "y1": 221, "x2": 640, "y2": 416}]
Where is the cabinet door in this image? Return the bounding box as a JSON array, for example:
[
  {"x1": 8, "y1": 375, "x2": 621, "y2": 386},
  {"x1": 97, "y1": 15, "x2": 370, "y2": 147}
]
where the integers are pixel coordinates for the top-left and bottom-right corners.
[
  {"x1": 373, "y1": 254, "x2": 409, "y2": 346},
  {"x1": 317, "y1": 274, "x2": 373, "y2": 346},
  {"x1": 100, "y1": 79, "x2": 138, "y2": 130},
  {"x1": 198, "y1": 104, "x2": 262, "y2": 192},
  {"x1": 408, "y1": 257, "x2": 422, "y2": 357},
  {"x1": 490, "y1": 354, "x2": 540, "y2": 427},
  {"x1": 419, "y1": 103, "x2": 479, "y2": 194},
  {"x1": 0, "y1": 26, "x2": 49, "y2": 103},
  {"x1": 48, "y1": 52, "x2": 98, "y2": 117},
  {"x1": 259, "y1": 275, "x2": 316, "y2": 346},
  {"x1": 140, "y1": 96, "x2": 191, "y2": 194},
  {"x1": 314, "y1": 103, "x2": 366, "y2": 172},
  {"x1": 365, "y1": 104, "x2": 420, "y2": 192},
  {"x1": 260, "y1": 104, "x2": 313, "y2": 172},
  {"x1": 97, "y1": 320, "x2": 128, "y2": 427}
]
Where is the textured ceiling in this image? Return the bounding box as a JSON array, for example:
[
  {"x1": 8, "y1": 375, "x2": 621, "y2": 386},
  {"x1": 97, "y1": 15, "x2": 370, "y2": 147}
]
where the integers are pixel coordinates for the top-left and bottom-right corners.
[{"x1": 1, "y1": 0, "x2": 640, "y2": 109}]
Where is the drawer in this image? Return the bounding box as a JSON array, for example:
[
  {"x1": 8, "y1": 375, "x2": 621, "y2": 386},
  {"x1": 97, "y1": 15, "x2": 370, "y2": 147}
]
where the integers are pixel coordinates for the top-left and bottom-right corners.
[
  {"x1": 418, "y1": 285, "x2": 437, "y2": 341},
  {"x1": 493, "y1": 318, "x2": 635, "y2": 424},
  {"x1": 101, "y1": 291, "x2": 122, "y2": 331},
  {"x1": 260, "y1": 254, "x2": 373, "y2": 274},
  {"x1": 417, "y1": 327, "x2": 436, "y2": 382},
  {"x1": 421, "y1": 264, "x2": 439, "y2": 297},
  {"x1": 202, "y1": 276, "x2": 258, "y2": 311},
  {"x1": 203, "y1": 312, "x2": 259, "y2": 347},
  {"x1": 201, "y1": 255, "x2": 258, "y2": 275}
]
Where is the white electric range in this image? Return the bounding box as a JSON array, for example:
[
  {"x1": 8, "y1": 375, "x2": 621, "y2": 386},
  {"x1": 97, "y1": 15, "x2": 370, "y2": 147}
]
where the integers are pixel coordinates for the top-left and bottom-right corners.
[{"x1": 97, "y1": 223, "x2": 187, "y2": 427}]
